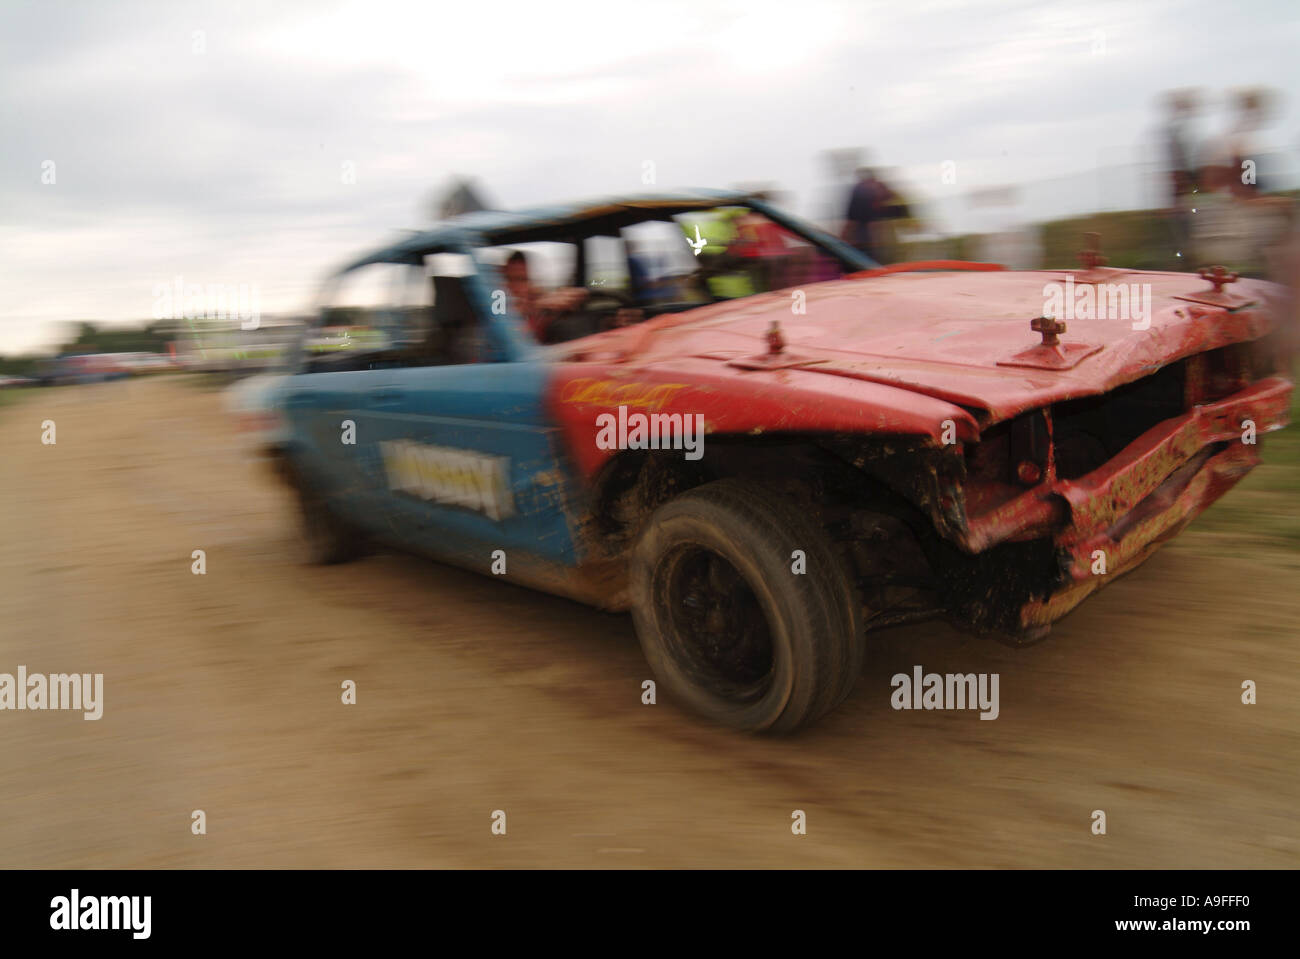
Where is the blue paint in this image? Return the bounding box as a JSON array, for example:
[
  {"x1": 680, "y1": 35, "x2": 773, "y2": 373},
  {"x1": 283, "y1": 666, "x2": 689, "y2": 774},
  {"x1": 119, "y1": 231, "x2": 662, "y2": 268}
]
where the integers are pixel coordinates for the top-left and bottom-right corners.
[{"x1": 282, "y1": 361, "x2": 581, "y2": 567}]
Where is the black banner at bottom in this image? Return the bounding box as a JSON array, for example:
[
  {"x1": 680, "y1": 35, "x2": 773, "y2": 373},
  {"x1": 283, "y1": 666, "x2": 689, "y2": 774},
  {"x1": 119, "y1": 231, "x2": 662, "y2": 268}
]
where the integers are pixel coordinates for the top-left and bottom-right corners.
[{"x1": 0, "y1": 868, "x2": 1285, "y2": 945}]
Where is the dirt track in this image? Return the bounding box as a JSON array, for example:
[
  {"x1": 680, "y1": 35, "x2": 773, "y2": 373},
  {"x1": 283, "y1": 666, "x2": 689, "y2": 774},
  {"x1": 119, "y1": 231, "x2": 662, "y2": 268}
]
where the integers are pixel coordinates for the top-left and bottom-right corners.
[{"x1": 1, "y1": 376, "x2": 1297, "y2": 868}]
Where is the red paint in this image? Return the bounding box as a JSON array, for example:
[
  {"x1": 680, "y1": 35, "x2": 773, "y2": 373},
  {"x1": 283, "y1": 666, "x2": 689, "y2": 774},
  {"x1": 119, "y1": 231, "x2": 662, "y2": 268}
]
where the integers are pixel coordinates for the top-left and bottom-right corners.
[{"x1": 555, "y1": 269, "x2": 1282, "y2": 424}]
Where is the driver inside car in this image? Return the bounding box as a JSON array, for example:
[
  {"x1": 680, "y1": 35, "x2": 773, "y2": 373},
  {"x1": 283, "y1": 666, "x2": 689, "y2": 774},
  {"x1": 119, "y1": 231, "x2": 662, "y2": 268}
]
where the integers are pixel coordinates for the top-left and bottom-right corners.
[
  {"x1": 503, "y1": 250, "x2": 587, "y2": 341},
  {"x1": 503, "y1": 250, "x2": 641, "y2": 344}
]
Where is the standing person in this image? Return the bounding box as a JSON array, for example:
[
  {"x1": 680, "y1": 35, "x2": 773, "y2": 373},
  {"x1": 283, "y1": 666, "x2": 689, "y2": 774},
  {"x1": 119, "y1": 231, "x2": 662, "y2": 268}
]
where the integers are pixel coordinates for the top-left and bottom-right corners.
[
  {"x1": 1195, "y1": 88, "x2": 1289, "y2": 275},
  {"x1": 866, "y1": 168, "x2": 915, "y2": 265},
  {"x1": 841, "y1": 167, "x2": 884, "y2": 264},
  {"x1": 1209, "y1": 87, "x2": 1267, "y2": 198}
]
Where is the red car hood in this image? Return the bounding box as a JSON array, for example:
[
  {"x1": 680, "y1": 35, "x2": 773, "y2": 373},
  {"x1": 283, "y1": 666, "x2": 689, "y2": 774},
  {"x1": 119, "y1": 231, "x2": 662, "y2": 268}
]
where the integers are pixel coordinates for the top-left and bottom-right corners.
[{"x1": 576, "y1": 270, "x2": 1280, "y2": 424}]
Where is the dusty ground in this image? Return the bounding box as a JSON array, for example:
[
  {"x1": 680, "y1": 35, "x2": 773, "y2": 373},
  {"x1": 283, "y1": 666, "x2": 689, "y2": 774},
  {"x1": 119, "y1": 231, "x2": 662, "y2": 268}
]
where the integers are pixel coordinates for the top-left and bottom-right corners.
[{"x1": 1, "y1": 376, "x2": 1297, "y2": 868}]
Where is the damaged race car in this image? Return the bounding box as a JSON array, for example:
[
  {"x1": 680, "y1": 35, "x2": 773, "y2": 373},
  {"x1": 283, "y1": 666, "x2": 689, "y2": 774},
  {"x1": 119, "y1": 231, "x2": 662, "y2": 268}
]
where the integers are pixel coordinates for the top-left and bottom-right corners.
[{"x1": 268, "y1": 190, "x2": 1293, "y2": 732}]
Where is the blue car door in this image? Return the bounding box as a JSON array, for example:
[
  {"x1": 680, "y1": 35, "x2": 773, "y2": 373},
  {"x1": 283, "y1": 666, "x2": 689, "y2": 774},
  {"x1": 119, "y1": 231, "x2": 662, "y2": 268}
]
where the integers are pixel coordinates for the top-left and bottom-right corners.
[
  {"x1": 281, "y1": 367, "x2": 396, "y2": 531},
  {"x1": 366, "y1": 360, "x2": 579, "y2": 569}
]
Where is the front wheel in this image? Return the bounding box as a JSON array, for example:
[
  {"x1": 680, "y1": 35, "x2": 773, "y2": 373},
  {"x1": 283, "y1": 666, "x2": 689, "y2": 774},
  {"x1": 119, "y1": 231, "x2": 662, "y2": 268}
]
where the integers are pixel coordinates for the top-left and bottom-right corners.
[{"x1": 629, "y1": 479, "x2": 862, "y2": 733}]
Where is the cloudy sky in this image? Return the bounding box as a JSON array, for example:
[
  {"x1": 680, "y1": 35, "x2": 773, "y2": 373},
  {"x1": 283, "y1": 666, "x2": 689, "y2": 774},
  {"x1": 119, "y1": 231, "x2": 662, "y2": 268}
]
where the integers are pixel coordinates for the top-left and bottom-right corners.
[{"x1": 3, "y1": 0, "x2": 1299, "y2": 353}]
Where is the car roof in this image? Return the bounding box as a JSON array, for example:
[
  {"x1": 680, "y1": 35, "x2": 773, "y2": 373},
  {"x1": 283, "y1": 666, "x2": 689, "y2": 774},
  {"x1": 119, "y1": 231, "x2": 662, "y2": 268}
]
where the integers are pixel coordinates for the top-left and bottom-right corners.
[{"x1": 335, "y1": 189, "x2": 756, "y2": 274}]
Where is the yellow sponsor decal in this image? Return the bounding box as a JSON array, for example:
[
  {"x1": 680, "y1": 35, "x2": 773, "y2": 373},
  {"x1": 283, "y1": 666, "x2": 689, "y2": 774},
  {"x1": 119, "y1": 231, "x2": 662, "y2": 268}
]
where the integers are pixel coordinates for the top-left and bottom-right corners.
[
  {"x1": 378, "y1": 440, "x2": 514, "y2": 521},
  {"x1": 560, "y1": 378, "x2": 690, "y2": 411}
]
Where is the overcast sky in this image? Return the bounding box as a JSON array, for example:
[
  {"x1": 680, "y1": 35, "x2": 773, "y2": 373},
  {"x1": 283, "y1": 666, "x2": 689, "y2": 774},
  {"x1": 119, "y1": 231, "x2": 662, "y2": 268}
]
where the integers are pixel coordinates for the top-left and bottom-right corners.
[{"x1": 3, "y1": 0, "x2": 1299, "y2": 353}]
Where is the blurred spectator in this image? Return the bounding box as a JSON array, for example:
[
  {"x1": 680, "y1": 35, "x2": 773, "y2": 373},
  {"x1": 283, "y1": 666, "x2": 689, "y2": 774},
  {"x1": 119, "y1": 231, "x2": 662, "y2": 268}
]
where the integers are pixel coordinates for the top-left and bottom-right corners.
[
  {"x1": 869, "y1": 167, "x2": 918, "y2": 264},
  {"x1": 841, "y1": 167, "x2": 885, "y2": 262},
  {"x1": 1265, "y1": 132, "x2": 1300, "y2": 362},
  {"x1": 1200, "y1": 88, "x2": 1269, "y2": 197},
  {"x1": 839, "y1": 165, "x2": 917, "y2": 265},
  {"x1": 1194, "y1": 88, "x2": 1292, "y2": 275}
]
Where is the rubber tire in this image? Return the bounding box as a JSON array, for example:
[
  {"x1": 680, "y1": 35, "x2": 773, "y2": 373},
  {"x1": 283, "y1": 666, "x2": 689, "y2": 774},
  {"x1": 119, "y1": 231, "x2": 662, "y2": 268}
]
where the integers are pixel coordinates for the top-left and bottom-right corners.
[
  {"x1": 290, "y1": 470, "x2": 364, "y2": 565},
  {"x1": 630, "y1": 479, "x2": 863, "y2": 733}
]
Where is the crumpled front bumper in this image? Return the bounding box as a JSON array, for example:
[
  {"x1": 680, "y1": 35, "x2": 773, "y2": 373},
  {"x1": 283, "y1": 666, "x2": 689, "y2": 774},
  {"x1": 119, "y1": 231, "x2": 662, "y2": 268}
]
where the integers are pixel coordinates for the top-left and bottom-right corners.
[{"x1": 1015, "y1": 375, "x2": 1292, "y2": 631}]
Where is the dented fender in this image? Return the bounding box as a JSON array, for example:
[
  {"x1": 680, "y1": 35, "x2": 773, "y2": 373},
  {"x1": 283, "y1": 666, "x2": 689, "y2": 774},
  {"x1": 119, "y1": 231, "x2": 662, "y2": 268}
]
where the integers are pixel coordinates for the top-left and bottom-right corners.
[{"x1": 548, "y1": 356, "x2": 981, "y2": 479}]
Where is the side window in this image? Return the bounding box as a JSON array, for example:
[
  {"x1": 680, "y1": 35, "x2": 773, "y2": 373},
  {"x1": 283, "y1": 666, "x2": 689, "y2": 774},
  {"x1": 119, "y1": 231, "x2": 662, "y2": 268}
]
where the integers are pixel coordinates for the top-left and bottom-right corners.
[
  {"x1": 421, "y1": 253, "x2": 487, "y2": 367},
  {"x1": 620, "y1": 221, "x2": 709, "y2": 306},
  {"x1": 479, "y1": 241, "x2": 578, "y2": 291},
  {"x1": 476, "y1": 241, "x2": 579, "y2": 346},
  {"x1": 584, "y1": 235, "x2": 627, "y2": 290},
  {"x1": 310, "y1": 262, "x2": 414, "y2": 364},
  {"x1": 673, "y1": 208, "x2": 846, "y2": 298}
]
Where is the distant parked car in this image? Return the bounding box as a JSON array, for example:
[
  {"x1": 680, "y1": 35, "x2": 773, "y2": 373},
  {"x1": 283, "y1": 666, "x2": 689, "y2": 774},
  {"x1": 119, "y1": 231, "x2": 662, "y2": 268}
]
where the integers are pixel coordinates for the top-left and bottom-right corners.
[{"x1": 35, "y1": 354, "x2": 131, "y2": 385}]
